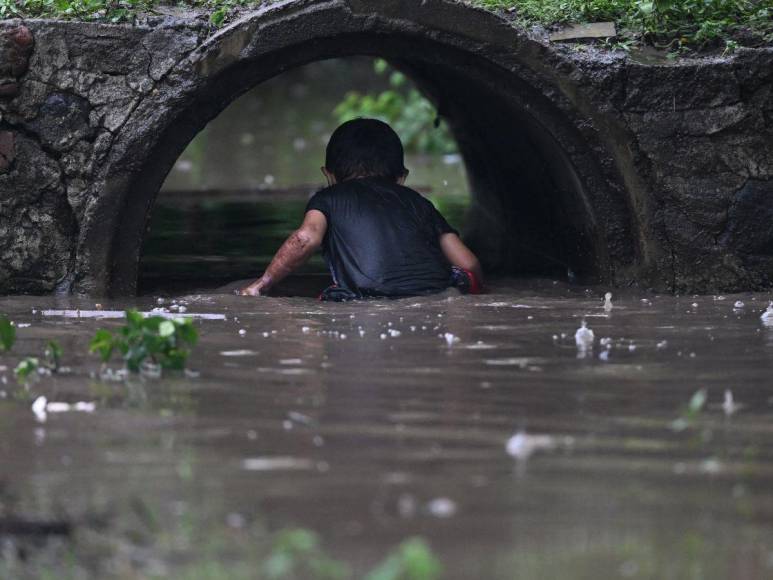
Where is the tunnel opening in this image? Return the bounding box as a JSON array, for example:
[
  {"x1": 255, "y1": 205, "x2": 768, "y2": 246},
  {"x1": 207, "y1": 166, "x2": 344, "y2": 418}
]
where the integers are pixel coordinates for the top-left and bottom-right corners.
[
  {"x1": 100, "y1": 21, "x2": 635, "y2": 297},
  {"x1": 138, "y1": 57, "x2": 471, "y2": 296}
]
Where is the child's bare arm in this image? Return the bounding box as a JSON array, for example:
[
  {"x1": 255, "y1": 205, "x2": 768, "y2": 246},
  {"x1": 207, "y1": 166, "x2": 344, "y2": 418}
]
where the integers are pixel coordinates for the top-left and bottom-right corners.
[
  {"x1": 439, "y1": 233, "x2": 483, "y2": 285},
  {"x1": 240, "y1": 210, "x2": 327, "y2": 296}
]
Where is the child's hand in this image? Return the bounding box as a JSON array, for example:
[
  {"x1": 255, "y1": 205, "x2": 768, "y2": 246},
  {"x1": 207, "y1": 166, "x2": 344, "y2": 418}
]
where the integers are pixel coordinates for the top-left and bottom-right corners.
[{"x1": 238, "y1": 275, "x2": 272, "y2": 296}]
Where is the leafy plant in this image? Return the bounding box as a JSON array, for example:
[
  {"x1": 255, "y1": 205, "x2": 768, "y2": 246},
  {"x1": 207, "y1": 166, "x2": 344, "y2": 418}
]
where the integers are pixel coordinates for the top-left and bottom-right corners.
[
  {"x1": 473, "y1": 0, "x2": 773, "y2": 51},
  {"x1": 260, "y1": 529, "x2": 442, "y2": 580},
  {"x1": 366, "y1": 538, "x2": 443, "y2": 580},
  {"x1": 90, "y1": 310, "x2": 199, "y2": 373},
  {"x1": 333, "y1": 59, "x2": 457, "y2": 155},
  {"x1": 44, "y1": 340, "x2": 63, "y2": 371},
  {"x1": 14, "y1": 357, "x2": 39, "y2": 384},
  {"x1": 0, "y1": 315, "x2": 15, "y2": 352},
  {"x1": 3, "y1": 0, "x2": 772, "y2": 50},
  {"x1": 261, "y1": 528, "x2": 350, "y2": 580},
  {"x1": 12, "y1": 340, "x2": 65, "y2": 384},
  {"x1": 671, "y1": 388, "x2": 707, "y2": 432}
]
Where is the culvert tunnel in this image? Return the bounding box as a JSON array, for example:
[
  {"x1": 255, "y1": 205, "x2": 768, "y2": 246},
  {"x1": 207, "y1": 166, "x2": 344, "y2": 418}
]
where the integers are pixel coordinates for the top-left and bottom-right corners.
[{"x1": 84, "y1": 3, "x2": 638, "y2": 296}]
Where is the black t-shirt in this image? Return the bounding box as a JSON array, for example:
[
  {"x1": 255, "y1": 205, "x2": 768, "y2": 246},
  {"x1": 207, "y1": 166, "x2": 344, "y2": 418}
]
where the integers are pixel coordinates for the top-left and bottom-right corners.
[{"x1": 305, "y1": 177, "x2": 458, "y2": 297}]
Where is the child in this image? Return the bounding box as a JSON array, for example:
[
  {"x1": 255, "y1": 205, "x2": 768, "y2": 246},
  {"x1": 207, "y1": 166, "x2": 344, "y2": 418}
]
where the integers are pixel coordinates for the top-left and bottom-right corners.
[{"x1": 240, "y1": 118, "x2": 482, "y2": 300}]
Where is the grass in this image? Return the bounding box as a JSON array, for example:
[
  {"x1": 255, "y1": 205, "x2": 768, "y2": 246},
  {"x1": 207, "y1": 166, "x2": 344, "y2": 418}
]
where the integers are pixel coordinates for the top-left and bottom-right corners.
[
  {"x1": 476, "y1": 0, "x2": 773, "y2": 52},
  {"x1": 0, "y1": 0, "x2": 771, "y2": 53}
]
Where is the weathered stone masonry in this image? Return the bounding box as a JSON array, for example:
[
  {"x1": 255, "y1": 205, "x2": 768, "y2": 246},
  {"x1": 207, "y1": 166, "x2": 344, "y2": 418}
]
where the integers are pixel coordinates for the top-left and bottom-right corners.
[{"x1": 0, "y1": 0, "x2": 771, "y2": 296}]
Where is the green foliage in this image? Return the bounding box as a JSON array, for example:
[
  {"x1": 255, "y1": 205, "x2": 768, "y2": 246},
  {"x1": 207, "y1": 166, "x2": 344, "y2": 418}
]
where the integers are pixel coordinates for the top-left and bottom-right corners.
[
  {"x1": 90, "y1": 310, "x2": 198, "y2": 373},
  {"x1": 14, "y1": 357, "x2": 39, "y2": 384},
  {"x1": 473, "y1": 0, "x2": 773, "y2": 49},
  {"x1": 333, "y1": 59, "x2": 457, "y2": 155},
  {"x1": 261, "y1": 530, "x2": 442, "y2": 580},
  {"x1": 2, "y1": 0, "x2": 770, "y2": 48},
  {"x1": 44, "y1": 340, "x2": 63, "y2": 370},
  {"x1": 671, "y1": 388, "x2": 707, "y2": 432},
  {"x1": 0, "y1": 0, "x2": 155, "y2": 22},
  {"x1": 0, "y1": 0, "x2": 263, "y2": 25},
  {"x1": 365, "y1": 538, "x2": 443, "y2": 580},
  {"x1": 0, "y1": 315, "x2": 15, "y2": 353},
  {"x1": 261, "y1": 529, "x2": 350, "y2": 580},
  {"x1": 11, "y1": 340, "x2": 65, "y2": 384}
]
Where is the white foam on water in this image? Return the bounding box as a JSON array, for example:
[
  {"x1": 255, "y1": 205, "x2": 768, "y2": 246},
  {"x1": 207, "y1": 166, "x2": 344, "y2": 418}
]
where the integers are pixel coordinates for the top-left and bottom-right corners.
[
  {"x1": 484, "y1": 357, "x2": 533, "y2": 367},
  {"x1": 41, "y1": 309, "x2": 226, "y2": 320},
  {"x1": 241, "y1": 457, "x2": 315, "y2": 471}
]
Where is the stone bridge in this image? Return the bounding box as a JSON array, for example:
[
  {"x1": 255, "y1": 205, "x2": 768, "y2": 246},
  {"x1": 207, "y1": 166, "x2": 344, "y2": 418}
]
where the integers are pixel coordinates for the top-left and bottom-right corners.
[{"x1": 1, "y1": 0, "x2": 772, "y2": 296}]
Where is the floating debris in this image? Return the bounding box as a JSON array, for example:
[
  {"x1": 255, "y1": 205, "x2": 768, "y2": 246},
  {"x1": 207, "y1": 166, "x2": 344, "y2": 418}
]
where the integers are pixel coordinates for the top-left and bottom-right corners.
[
  {"x1": 700, "y1": 458, "x2": 722, "y2": 475},
  {"x1": 656, "y1": 340, "x2": 668, "y2": 350},
  {"x1": 603, "y1": 292, "x2": 613, "y2": 312},
  {"x1": 140, "y1": 361, "x2": 162, "y2": 379},
  {"x1": 47, "y1": 401, "x2": 96, "y2": 413},
  {"x1": 31, "y1": 396, "x2": 95, "y2": 422},
  {"x1": 99, "y1": 367, "x2": 128, "y2": 382},
  {"x1": 41, "y1": 309, "x2": 225, "y2": 320},
  {"x1": 574, "y1": 321, "x2": 595, "y2": 350},
  {"x1": 426, "y1": 497, "x2": 457, "y2": 518},
  {"x1": 287, "y1": 411, "x2": 315, "y2": 426},
  {"x1": 301, "y1": 326, "x2": 311, "y2": 333},
  {"x1": 761, "y1": 303, "x2": 773, "y2": 325},
  {"x1": 734, "y1": 300, "x2": 745, "y2": 309},
  {"x1": 722, "y1": 389, "x2": 742, "y2": 416},
  {"x1": 242, "y1": 457, "x2": 315, "y2": 471},
  {"x1": 465, "y1": 341, "x2": 497, "y2": 350},
  {"x1": 443, "y1": 333, "x2": 459, "y2": 347},
  {"x1": 238, "y1": 329, "x2": 247, "y2": 336},
  {"x1": 31, "y1": 396, "x2": 47, "y2": 422},
  {"x1": 388, "y1": 329, "x2": 402, "y2": 338},
  {"x1": 484, "y1": 357, "x2": 533, "y2": 368},
  {"x1": 220, "y1": 350, "x2": 256, "y2": 357},
  {"x1": 505, "y1": 431, "x2": 556, "y2": 461}
]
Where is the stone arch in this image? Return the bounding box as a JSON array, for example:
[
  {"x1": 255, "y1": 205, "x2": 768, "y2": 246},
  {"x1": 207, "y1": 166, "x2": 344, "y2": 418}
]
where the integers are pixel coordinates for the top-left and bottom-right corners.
[{"x1": 77, "y1": 0, "x2": 643, "y2": 296}]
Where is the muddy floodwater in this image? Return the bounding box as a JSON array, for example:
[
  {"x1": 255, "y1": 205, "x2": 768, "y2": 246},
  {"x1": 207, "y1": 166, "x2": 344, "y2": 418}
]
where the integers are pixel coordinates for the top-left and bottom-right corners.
[{"x1": 2, "y1": 283, "x2": 773, "y2": 579}]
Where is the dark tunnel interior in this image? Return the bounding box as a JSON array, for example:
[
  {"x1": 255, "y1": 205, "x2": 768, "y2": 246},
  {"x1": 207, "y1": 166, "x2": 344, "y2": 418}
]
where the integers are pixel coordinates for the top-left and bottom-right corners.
[{"x1": 120, "y1": 33, "x2": 611, "y2": 296}]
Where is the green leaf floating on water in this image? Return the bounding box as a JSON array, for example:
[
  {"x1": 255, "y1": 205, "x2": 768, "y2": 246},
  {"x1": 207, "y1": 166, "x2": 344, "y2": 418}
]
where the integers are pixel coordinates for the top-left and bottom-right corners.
[
  {"x1": 14, "y1": 357, "x2": 39, "y2": 384},
  {"x1": 90, "y1": 310, "x2": 199, "y2": 374},
  {"x1": 0, "y1": 315, "x2": 16, "y2": 352}
]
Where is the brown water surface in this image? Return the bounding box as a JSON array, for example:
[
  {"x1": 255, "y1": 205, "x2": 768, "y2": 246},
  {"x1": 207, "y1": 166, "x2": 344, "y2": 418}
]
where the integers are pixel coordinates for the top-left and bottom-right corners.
[{"x1": 2, "y1": 283, "x2": 773, "y2": 578}]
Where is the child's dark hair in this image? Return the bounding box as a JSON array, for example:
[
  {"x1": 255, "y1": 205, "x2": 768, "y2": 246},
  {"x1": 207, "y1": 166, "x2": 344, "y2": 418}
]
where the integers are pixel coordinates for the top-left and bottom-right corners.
[{"x1": 325, "y1": 118, "x2": 406, "y2": 182}]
